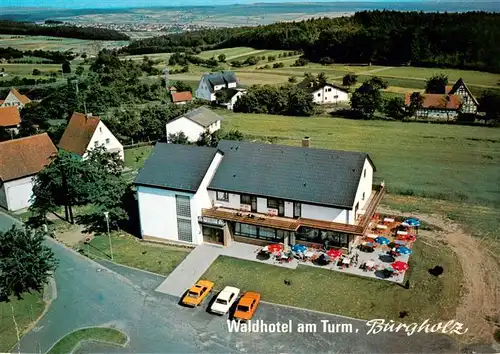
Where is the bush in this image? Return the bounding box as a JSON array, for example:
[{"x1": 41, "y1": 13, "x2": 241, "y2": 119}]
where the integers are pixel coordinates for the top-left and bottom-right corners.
[
  {"x1": 319, "y1": 57, "x2": 335, "y2": 65},
  {"x1": 272, "y1": 62, "x2": 284, "y2": 69},
  {"x1": 291, "y1": 57, "x2": 309, "y2": 67}
]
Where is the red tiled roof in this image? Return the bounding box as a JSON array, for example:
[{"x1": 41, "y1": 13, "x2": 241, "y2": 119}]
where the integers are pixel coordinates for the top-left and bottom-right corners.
[
  {"x1": 172, "y1": 91, "x2": 193, "y2": 103},
  {"x1": 405, "y1": 93, "x2": 462, "y2": 110},
  {"x1": 0, "y1": 100, "x2": 4, "y2": 105},
  {"x1": 0, "y1": 133, "x2": 57, "y2": 182},
  {"x1": 445, "y1": 86, "x2": 453, "y2": 94},
  {"x1": 10, "y1": 88, "x2": 31, "y2": 105},
  {"x1": 0, "y1": 106, "x2": 21, "y2": 127},
  {"x1": 59, "y1": 112, "x2": 100, "y2": 156}
]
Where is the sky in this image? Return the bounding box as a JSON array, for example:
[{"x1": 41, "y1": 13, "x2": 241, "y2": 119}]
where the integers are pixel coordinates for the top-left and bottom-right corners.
[{"x1": 0, "y1": 0, "x2": 473, "y2": 10}]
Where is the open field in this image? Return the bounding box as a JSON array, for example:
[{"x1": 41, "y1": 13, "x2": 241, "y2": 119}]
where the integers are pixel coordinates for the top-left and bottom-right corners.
[
  {"x1": 47, "y1": 327, "x2": 128, "y2": 354},
  {"x1": 0, "y1": 292, "x2": 46, "y2": 352},
  {"x1": 202, "y1": 237, "x2": 461, "y2": 324},
  {"x1": 0, "y1": 35, "x2": 128, "y2": 54},
  {"x1": 219, "y1": 111, "x2": 500, "y2": 206},
  {"x1": 0, "y1": 63, "x2": 66, "y2": 78},
  {"x1": 124, "y1": 145, "x2": 154, "y2": 170}
]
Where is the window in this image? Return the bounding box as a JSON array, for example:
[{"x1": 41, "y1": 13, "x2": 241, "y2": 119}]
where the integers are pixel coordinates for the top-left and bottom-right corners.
[
  {"x1": 363, "y1": 169, "x2": 366, "y2": 178},
  {"x1": 317, "y1": 93, "x2": 321, "y2": 97},
  {"x1": 216, "y1": 191, "x2": 229, "y2": 201},
  {"x1": 294, "y1": 203, "x2": 301, "y2": 218},
  {"x1": 94, "y1": 141, "x2": 99, "y2": 147},
  {"x1": 334, "y1": 95, "x2": 339, "y2": 99},
  {"x1": 295, "y1": 227, "x2": 349, "y2": 248},
  {"x1": 105, "y1": 138, "x2": 110, "y2": 144},
  {"x1": 234, "y1": 223, "x2": 284, "y2": 241},
  {"x1": 267, "y1": 198, "x2": 279, "y2": 209},
  {"x1": 175, "y1": 195, "x2": 191, "y2": 217},
  {"x1": 176, "y1": 195, "x2": 192, "y2": 242},
  {"x1": 362, "y1": 192, "x2": 365, "y2": 201},
  {"x1": 240, "y1": 194, "x2": 252, "y2": 205},
  {"x1": 99, "y1": 127, "x2": 103, "y2": 133},
  {"x1": 326, "y1": 88, "x2": 332, "y2": 92}
]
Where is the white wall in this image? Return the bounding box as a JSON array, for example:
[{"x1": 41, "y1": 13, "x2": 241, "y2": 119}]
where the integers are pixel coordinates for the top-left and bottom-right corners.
[
  {"x1": 301, "y1": 203, "x2": 349, "y2": 224},
  {"x1": 1, "y1": 91, "x2": 25, "y2": 109},
  {"x1": 312, "y1": 86, "x2": 349, "y2": 105},
  {"x1": 284, "y1": 201, "x2": 294, "y2": 218},
  {"x1": 84, "y1": 121, "x2": 124, "y2": 161},
  {"x1": 166, "y1": 117, "x2": 205, "y2": 143},
  {"x1": 416, "y1": 109, "x2": 458, "y2": 119},
  {"x1": 209, "y1": 191, "x2": 241, "y2": 209},
  {"x1": 137, "y1": 186, "x2": 200, "y2": 245},
  {"x1": 350, "y1": 158, "x2": 374, "y2": 224},
  {"x1": 1, "y1": 176, "x2": 34, "y2": 211}
]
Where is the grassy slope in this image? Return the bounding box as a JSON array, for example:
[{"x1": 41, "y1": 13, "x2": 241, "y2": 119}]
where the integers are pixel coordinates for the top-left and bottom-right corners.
[
  {"x1": 124, "y1": 145, "x2": 154, "y2": 170},
  {"x1": 202, "y1": 238, "x2": 461, "y2": 322},
  {"x1": 219, "y1": 111, "x2": 500, "y2": 206},
  {"x1": 0, "y1": 293, "x2": 46, "y2": 352},
  {"x1": 47, "y1": 327, "x2": 128, "y2": 354}
]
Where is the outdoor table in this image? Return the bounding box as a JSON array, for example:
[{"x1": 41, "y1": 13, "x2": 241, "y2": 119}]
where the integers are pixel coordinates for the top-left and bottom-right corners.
[
  {"x1": 262, "y1": 246, "x2": 269, "y2": 252},
  {"x1": 384, "y1": 218, "x2": 395, "y2": 223},
  {"x1": 342, "y1": 257, "x2": 351, "y2": 265},
  {"x1": 366, "y1": 233, "x2": 378, "y2": 239},
  {"x1": 397, "y1": 231, "x2": 408, "y2": 235},
  {"x1": 304, "y1": 250, "x2": 315, "y2": 258},
  {"x1": 377, "y1": 224, "x2": 388, "y2": 229}
]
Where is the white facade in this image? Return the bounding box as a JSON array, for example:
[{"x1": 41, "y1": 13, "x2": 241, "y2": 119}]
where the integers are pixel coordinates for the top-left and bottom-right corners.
[
  {"x1": 0, "y1": 176, "x2": 35, "y2": 211},
  {"x1": 137, "y1": 152, "x2": 223, "y2": 245},
  {"x1": 311, "y1": 85, "x2": 349, "y2": 105},
  {"x1": 166, "y1": 117, "x2": 221, "y2": 143},
  {"x1": 221, "y1": 90, "x2": 247, "y2": 110},
  {"x1": 1, "y1": 91, "x2": 28, "y2": 109},
  {"x1": 350, "y1": 158, "x2": 374, "y2": 224},
  {"x1": 195, "y1": 76, "x2": 238, "y2": 102},
  {"x1": 83, "y1": 120, "x2": 124, "y2": 161}
]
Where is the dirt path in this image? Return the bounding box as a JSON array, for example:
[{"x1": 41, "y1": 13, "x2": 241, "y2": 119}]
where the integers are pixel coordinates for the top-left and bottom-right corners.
[{"x1": 379, "y1": 206, "x2": 500, "y2": 344}]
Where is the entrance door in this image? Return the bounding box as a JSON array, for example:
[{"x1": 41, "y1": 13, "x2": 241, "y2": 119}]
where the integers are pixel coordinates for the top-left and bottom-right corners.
[
  {"x1": 203, "y1": 226, "x2": 224, "y2": 244},
  {"x1": 278, "y1": 200, "x2": 285, "y2": 217},
  {"x1": 251, "y1": 196, "x2": 257, "y2": 212}
]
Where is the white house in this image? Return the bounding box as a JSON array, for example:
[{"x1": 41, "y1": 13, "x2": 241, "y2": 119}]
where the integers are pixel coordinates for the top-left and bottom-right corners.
[
  {"x1": 0, "y1": 133, "x2": 57, "y2": 211},
  {"x1": 219, "y1": 88, "x2": 247, "y2": 110},
  {"x1": 195, "y1": 71, "x2": 238, "y2": 102},
  {"x1": 166, "y1": 106, "x2": 223, "y2": 143},
  {"x1": 298, "y1": 79, "x2": 350, "y2": 104},
  {"x1": 0, "y1": 88, "x2": 31, "y2": 109},
  {"x1": 59, "y1": 112, "x2": 124, "y2": 161},
  {"x1": 134, "y1": 138, "x2": 384, "y2": 248},
  {"x1": 0, "y1": 106, "x2": 22, "y2": 137}
]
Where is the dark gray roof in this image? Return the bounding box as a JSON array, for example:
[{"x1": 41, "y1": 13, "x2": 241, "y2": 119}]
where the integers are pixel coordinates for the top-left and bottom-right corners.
[
  {"x1": 209, "y1": 140, "x2": 374, "y2": 208},
  {"x1": 202, "y1": 71, "x2": 238, "y2": 93},
  {"x1": 169, "y1": 106, "x2": 223, "y2": 128},
  {"x1": 134, "y1": 143, "x2": 219, "y2": 193}
]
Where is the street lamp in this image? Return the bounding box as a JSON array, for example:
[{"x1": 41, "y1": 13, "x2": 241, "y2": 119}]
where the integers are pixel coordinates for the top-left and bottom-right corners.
[{"x1": 103, "y1": 211, "x2": 113, "y2": 260}]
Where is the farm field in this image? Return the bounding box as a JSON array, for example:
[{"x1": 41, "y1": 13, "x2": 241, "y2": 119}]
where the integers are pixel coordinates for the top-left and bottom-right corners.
[
  {"x1": 0, "y1": 35, "x2": 128, "y2": 53},
  {"x1": 218, "y1": 110, "x2": 500, "y2": 207}
]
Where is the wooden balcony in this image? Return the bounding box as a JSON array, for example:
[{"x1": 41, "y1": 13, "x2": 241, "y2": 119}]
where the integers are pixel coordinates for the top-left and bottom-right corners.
[{"x1": 201, "y1": 184, "x2": 385, "y2": 236}]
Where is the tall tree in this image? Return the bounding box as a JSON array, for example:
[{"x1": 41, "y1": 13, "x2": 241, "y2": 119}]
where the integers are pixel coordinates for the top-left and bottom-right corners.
[
  {"x1": 218, "y1": 53, "x2": 226, "y2": 62},
  {"x1": 343, "y1": 73, "x2": 357, "y2": 87},
  {"x1": 407, "y1": 92, "x2": 425, "y2": 117},
  {"x1": 425, "y1": 74, "x2": 448, "y2": 94},
  {"x1": 168, "y1": 132, "x2": 190, "y2": 144},
  {"x1": 0, "y1": 226, "x2": 58, "y2": 301},
  {"x1": 478, "y1": 90, "x2": 500, "y2": 123},
  {"x1": 62, "y1": 60, "x2": 71, "y2": 74},
  {"x1": 350, "y1": 81, "x2": 384, "y2": 119},
  {"x1": 384, "y1": 97, "x2": 407, "y2": 120},
  {"x1": 317, "y1": 72, "x2": 328, "y2": 87}
]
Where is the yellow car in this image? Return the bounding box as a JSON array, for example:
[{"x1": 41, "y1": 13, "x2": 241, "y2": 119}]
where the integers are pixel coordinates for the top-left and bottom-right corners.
[{"x1": 181, "y1": 280, "x2": 214, "y2": 307}]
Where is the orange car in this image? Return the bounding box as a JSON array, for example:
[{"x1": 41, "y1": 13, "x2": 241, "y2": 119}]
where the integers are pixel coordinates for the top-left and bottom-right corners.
[
  {"x1": 233, "y1": 291, "x2": 261, "y2": 321},
  {"x1": 181, "y1": 280, "x2": 214, "y2": 307}
]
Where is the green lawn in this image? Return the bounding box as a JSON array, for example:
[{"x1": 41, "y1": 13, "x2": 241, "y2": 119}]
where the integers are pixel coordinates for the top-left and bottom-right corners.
[
  {"x1": 202, "y1": 238, "x2": 461, "y2": 322},
  {"x1": 81, "y1": 232, "x2": 190, "y2": 275},
  {"x1": 124, "y1": 145, "x2": 154, "y2": 170},
  {"x1": 47, "y1": 327, "x2": 128, "y2": 354},
  {"x1": 0, "y1": 292, "x2": 46, "y2": 352},
  {"x1": 219, "y1": 111, "x2": 500, "y2": 207},
  {"x1": 197, "y1": 47, "x2": 258, "y2": 60}
]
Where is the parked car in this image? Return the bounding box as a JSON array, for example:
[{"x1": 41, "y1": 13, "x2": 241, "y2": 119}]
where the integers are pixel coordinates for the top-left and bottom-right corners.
[
  {"x1": 181, "y1": 280, "x2": 214, "y2": 307},
  {"x1": 233, "y1": 291, "x2": 260, "y2": 321},
  {"x1": 210, "y1": 286, "x2": 240, "y2": 315}
]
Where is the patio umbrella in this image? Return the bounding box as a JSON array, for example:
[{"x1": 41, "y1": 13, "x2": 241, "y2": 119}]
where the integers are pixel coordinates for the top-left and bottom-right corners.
[
  {"x1": 267, "y1": 244, "x2": 283, "y2": 253},
  {"x1": 291, "y1": 244, "x2": 307, "y2": 253},
  {"x1": 392, "y1": 261, "x2": 409, "y2": 272},
  {"x1": 375, "y1": 236, "x2": 390, "y2": 245},
  {"x1": 326, "y1": 249, "x2": 343, "y2": 258},
  {"x1": 396, "y1": 246, "x2": 412, "y2": 255},
  {"x1": 403, "y1": 218, "x2": 420, "y2": 227}
]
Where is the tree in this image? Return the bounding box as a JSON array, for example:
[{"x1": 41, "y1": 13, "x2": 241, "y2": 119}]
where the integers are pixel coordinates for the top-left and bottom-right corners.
[
  {"x1": 197, "y1": 129, "x2": 220, "y2": 147},
  {"x1": 425, "y1": 74, "x2": 448, "y2": 94},
  {"x1": 218, "y1": 53, "x2": 226, "y2": 62},
  {"x1": 168, "y1": 131, "x2": 190, "y2": 144},
  {"x1": 407, "y1": 92, "x2": 425, "y2": 118},
  {"x1": 0, "y1": 226, "x2": 58, "y2": 301},
  {"x1": 273, "y1": 62, "x2": 284, "y2": 68},
  {"x1": 367, "y1": 76, "x2": 389, "y2": 90},
  {"x1": 75, "y1": 65, "x2": 84, "y2": 76},
  {"x1": 32, "y1": 68, "x2": 41, "y2": 76},
  {"x1": 215, "y1": 88, "x2": 234, "y2": 103},
  {"x1": 223, "y1": 129, "x2": 244, "y2": 141},
  {"x1": 62, "y1": 60, "x2": 71, "y2": 74},
  {"x1": 267, "y1": 55, "x2": 276, "y2": 62},
  {"x1": 288, "y1": 76, "x2": 297, "y2": 83},
  {"x1": 343, "y1": 73, "x2": 357, "y2": 87},
  {"x1": 478, "y1": 90, "x2": 500, "y2": 123},
  {"x1": 173, "y1": 80, "x2": 192, "y2": 93},
  {"x1": 291, "y1": 57, "x2": 308, "y2": 67},
  {"x1": 384, "y1": 97, "x2": 407, "y2": 120},
  {"x1": 350, "y1": 81, "x2": 384, "y2": 119},
  {"x1": 317, "y1": 72, "x2": 328, "y2": 87}
]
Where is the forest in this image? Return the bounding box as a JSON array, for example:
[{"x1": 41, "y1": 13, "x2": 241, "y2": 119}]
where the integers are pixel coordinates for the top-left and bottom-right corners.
[
  {"x1": 0, "y1": 47, "x2": 75, "y2": 63},
  {"x1": 122, "y1": 11, "x2": 500, "y2": 73},
  {"x1": 0, "y1": 20, "x2": 130, "y2": 41}
]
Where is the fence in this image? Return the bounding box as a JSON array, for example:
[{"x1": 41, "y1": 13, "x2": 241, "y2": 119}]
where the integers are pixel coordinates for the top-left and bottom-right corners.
[{"x1": 122, "y1": 140, "x2": 158, "y2": 150}]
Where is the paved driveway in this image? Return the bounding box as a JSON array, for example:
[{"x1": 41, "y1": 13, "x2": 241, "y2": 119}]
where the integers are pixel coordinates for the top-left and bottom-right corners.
[
  {"x1": 18, "y1": 239, "x2": 459, "y2": 354},
  {"x1": 0, "y1": 210, "x2": 19, "y2": 232}
]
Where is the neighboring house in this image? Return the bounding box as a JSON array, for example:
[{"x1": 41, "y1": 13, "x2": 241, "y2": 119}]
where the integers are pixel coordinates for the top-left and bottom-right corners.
[
  {"x1": 447, "y1": 78, "x2": 479, "y2": 114},
  {"x1": 166, "y1": 106, "x2": 223, "y2": 142},
  {"x1": 59, "y1": 112, "x2": 124, "y2": 161},
  {"x1": 0, "y1": 133, "x2": 57, "y2": 211},
  {"x1": 134, "y1": 138, "x2": 384, "y2": 248},
  {"x1": 0, "y1": 106, "x2": 21, "y2": 136},
  {"x1": 0, "y1": 88, "x2": 31, "y2": 109},
  {"x1": 171, "y1": 91, "x2": 193, "y2": 105},
  {"x1": 298, "y1": 79, "x2": 350, "y2": 104},
  {"x1": 195, "y1": 71, "x2": 238, "y2": 102},
  {"x1": 405, "y1": 93, "x2": 462, "y2": 120},
  {"x1": 218, "y1": 88, "x2": 247, "y2": 110}
]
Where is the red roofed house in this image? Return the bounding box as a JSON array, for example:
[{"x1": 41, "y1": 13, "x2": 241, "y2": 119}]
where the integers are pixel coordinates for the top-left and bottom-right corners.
[
  {"x1": 0, "y1": 106, "x2": 22, "y2": 137},
  {"x1": 171, "y1": 91, "x2": 193, "y2": 105},
  {"x1": 0, "y1": 133, "x2": 57, "y2": 211},
  {"x1": 405, "y1": 93, "x2": 462, "y2": 120},
  {"x1": 59, "y1": 112, "x2": 124, "y2": 161},
  {"x1": 1, "y1": 88, "x2": 31, "y2": 109}
]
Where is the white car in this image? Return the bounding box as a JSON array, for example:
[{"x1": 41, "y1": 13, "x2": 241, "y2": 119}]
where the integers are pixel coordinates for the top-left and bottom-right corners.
[{"x1": 210, "y1": 286, "x2": 240, "y2": 315}]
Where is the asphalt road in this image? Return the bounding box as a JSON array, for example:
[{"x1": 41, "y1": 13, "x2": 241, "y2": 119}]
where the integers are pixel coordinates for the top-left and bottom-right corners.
[
  {"x1": 16, "y1": 237, "x2": 461, "y2": 354},
  {"x1": 0, "y1": 210, "x2": 18, "y2": 232}
]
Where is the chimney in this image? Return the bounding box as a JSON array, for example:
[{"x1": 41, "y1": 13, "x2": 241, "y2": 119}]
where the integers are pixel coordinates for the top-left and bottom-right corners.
[
  {"x1": 302, "y1": 136, "x2": 310, "y2": 148},
  {"x1": 86, "y1": 113, "x2": 92, "y2": 118}
]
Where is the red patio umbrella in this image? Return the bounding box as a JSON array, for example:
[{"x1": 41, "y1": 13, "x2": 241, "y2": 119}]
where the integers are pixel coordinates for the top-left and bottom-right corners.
[
  {"x1": 326, "y1": 249, "x2": 343, "y2": 258},
  {"x1": 392, "y1": 261, "x2": 409, "y2": 272},
  {"x1": 267, "y1": 244, "x2": 283, "y2": 253}
]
